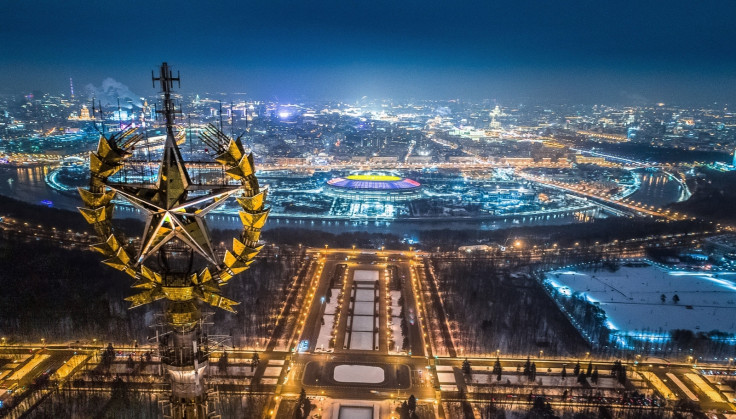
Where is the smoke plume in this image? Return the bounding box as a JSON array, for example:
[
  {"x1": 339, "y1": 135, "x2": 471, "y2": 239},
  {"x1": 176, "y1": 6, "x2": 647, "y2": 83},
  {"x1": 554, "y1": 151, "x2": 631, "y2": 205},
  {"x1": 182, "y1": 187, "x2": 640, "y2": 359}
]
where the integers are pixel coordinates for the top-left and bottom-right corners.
[{"x1": 85, "y1": 78, "x2": 143, "y2": 108}]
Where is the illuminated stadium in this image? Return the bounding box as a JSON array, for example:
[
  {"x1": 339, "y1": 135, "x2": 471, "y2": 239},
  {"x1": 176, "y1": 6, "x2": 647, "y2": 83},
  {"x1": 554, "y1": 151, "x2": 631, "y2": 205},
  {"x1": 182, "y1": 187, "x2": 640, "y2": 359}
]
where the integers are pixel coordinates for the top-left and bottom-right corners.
[{"x1": 326, "y1": 173, "x2": 422, "y2": 201}]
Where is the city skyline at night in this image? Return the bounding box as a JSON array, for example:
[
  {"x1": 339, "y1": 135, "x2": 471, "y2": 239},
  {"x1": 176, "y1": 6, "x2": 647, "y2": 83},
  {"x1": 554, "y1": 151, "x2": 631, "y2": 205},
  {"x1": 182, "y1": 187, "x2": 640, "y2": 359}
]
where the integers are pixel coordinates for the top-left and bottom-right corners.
[
  {"x1": 1, "y1": 1, "x2": 735, "y2": 103},
  {"x1": 3, "y1": 1, "x2": 736, "y2": 418}
]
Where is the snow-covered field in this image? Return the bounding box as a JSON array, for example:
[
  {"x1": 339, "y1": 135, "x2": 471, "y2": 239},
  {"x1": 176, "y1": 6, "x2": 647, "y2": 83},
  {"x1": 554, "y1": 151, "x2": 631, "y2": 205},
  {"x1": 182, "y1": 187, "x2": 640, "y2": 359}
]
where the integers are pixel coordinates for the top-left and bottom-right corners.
[
  {"x1": 354, "y1": 270, "x2": 379, "y2": 282},
  {"x1": 316, "y1": 314, "x2": 335, "y2": 351},
  {"x1": 469, "y1": 373, "x2": 621, "y2": 389},
  {"x1": 437, "y1": 372, "x2": 456, "y2": 383},
  {"x1": 321, "y1": 399, "x2": 389, "y2": 419},
  {"x1": 333, "y1": 365, "x2": 385, "y2": 383},
  {"x1": 315, "y1": 288, "x2": 341, "y2": 352},
  {"x1": 325, "y1": 289, "x2": 340, "y2": 314},
  {"x1": 389, "y1": 291, "x2": 401, "y2": 315},
  {"x1": 389, "y1": 321, "x2": 403, "y2": 353},
  {"x1": 389, "y1": 290, "x2": 404, "y2": 354},
  {"x1": 352, "y1": 315, "x2": 374, "y2": 332},
  {"x1": 263, "y1": 366, "x2": 283, "y2": 377},
  {"x1": 349, "y1": 331, "x2": 374, "y2": 350},
  {"x1": 338, "y1": 406, "x2": 373, "y2": 419},
  {"x1": 209, "y1": 365, "x2": 256, "y2": 377},
  {"x1": 343, "y1": 271, "x2": 379, "y2": 350},
  {"x1": 546, "y1": 264, "x2": 736, "y2": 335},
  {"x1": 355, "y1": 289, "x2": 375, "y2": 301},
  {"x1": 354, "y1": 301, "x2": 375, "y2": 316}
]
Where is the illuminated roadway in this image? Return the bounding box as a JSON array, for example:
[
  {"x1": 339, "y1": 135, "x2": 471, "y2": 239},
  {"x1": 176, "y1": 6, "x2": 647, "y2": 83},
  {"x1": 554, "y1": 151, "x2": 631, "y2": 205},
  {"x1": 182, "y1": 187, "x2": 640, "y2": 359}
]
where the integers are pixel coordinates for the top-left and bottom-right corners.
[{"x1": 516, "y1": 172, "x2": 696, "y2": 222}]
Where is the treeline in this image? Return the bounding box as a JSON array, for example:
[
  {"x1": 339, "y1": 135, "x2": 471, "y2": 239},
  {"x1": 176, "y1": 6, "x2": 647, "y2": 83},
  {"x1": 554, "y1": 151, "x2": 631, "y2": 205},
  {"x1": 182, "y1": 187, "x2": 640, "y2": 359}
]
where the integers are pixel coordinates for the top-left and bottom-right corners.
[
  {"x1": 0, "y1": 238, "x2": 301, "y2": 345},
  {"x1": 27, "y1": 387, "x2": 160, "y2": 419},
  {"x1": 215, "y1": 250, "x2": 302, "y2": 347},
  {"x1": 253, "y1": 227, "x2": 409, "y2": 250},
  {"x1": 0, "y1": 239, "x2": 141, "y2": 342},
  {"x1": 0, "y1": 194, "x2": 143, "y2": 236},
  {"x1": 430, "y1": 255, "x2": 589, "y2": 357},
  {"x1": 669, "y1": 168, "x2": 736, "y2": 224},
  {"x1": 469, "y1": 398, "x2": 707, "y2": 419},
  {"x1": 586, "y1": 141, "x2": 731, "y2": 164},
  {"x1": 418, "y1": 218, "x2": 708, "y2": 251},
  {"x1": 547, "y1": 287, "x2": 611, "y2": 347},
  {"x1": 27, "y1": 386, "x2": 263, "y2": 418}
]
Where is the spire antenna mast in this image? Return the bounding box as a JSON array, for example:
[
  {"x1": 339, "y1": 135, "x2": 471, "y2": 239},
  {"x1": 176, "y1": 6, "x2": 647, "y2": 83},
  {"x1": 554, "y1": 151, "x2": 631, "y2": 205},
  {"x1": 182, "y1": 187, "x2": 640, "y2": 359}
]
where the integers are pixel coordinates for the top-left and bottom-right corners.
[
  {"x1": 219, "y1": 101, "x2": 223, "y2": 132},
  {"x1": 230, "y1": 101, "x2": 234, "y2": 138},
  {"x1": 152, "y1": 62, "x2": 182, "y2": 135}
]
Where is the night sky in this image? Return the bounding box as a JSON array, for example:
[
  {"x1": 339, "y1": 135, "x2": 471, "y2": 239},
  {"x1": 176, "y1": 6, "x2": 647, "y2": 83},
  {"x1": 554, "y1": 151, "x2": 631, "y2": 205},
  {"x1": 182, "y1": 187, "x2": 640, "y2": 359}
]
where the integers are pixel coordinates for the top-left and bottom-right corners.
[{"x1": 1, "y1": 0, "x2": 735, "y2": 103}]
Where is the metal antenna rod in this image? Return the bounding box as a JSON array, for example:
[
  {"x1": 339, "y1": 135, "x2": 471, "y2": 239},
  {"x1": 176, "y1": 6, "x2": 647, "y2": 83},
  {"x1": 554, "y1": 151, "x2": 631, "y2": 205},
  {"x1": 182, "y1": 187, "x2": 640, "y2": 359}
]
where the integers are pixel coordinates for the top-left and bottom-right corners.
[
  {"x1": 188, "y1": 112, "x2": 193, "y2": 157},
  {"x1": 230, "y1": 101, "x2": 234, "y2": 138},
  {"x1": 90, "y1": 97, "x2": 101, "y2": 134},
  {"x1": 219, "y1": 101, "x2": 223, "y2": 132},
  {"x1": 152, "y1": 62, "x2": 181, "y2": 136},
  {"x1": 237, "y1": 107, "x2": 249, "y2": 140},
  {"x1": 117, "y1": 97, "x2": 122, "y2": 130},
  {"x1": 98, "y1": 100, "x2": 105, "y2": 135},
  {"x1": 144, "y1": 124, "x2": 152, "y2": 165}
]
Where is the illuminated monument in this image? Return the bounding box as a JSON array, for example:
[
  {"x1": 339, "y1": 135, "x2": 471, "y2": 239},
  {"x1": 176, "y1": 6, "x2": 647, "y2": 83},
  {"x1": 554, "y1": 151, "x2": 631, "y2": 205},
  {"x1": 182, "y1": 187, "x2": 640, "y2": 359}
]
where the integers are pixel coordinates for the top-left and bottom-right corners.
[{"x1": 79, "y1": 63, "x2": 268, "y2": 417}]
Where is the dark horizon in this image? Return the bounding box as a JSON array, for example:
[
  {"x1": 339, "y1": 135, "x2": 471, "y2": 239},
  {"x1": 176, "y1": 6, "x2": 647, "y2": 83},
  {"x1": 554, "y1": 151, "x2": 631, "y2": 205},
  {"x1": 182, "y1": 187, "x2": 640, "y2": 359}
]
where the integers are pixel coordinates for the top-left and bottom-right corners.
[{"x1": 2, "y1": 0, "x2": 735, "y2": 104}]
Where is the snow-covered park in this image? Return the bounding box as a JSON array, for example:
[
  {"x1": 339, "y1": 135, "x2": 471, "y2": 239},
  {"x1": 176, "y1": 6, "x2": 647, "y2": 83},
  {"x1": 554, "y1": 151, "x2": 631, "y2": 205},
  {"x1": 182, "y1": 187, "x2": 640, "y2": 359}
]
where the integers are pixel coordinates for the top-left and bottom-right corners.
[
  {"x1": 389, "y1": 290, "x2": 404, "y2": 354},
  {"x1": 354, "y1": 270, "x2": 379, "y2": 282},
  {"x1": 316, "y1": 288, "x2": 341, "y2": 352},
  {"x1": 347, "y1": 269, "x2": 378, "y2": 350},
  {"x1": 333, "y1": 365, "x2": 385, "y2": 383},
  {"x1": 545, "y1": 263, "x2": 736, "y2": 338},
  {"x1": 349, "y1": 331, "x2": 374, "y2": 350}
]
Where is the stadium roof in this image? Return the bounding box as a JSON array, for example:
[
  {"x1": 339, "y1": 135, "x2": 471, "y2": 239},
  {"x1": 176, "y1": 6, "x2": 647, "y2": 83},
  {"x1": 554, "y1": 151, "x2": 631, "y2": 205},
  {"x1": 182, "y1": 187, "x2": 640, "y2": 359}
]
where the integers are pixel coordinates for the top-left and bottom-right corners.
[{"x1": 327, "y1": 175, "x2": 421, "y2": 190}]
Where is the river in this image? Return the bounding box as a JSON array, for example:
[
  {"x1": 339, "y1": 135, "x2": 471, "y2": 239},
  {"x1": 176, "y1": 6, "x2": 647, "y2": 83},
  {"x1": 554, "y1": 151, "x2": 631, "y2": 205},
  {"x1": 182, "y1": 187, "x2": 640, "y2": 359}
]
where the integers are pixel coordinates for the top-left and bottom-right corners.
[{"x1": 0, "y1": 165, "x2": 684, "y2": 237}]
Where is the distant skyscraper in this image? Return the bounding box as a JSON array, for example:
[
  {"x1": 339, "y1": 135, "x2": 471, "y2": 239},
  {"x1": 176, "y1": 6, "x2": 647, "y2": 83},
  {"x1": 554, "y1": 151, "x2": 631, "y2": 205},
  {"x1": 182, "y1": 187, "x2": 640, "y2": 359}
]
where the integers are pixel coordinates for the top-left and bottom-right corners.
[
  {"x1": 67, "y1": 104, "x2": 92, "y2": 121},
  {"x1": 627, "y1": 127, "x2": 639, "y2": 140},
  {"x1": 69, "y1": 77, "x2": 74, "y2": 99},
  {"x1": 79, "y1": 105, "x2": 90, "y2": 120},
  {"x1": 732, "y1": 148, "x2": 736, "y2": 167},
  {"x1": 489, "y1": 106, "x2": 502, "y2": 129}
]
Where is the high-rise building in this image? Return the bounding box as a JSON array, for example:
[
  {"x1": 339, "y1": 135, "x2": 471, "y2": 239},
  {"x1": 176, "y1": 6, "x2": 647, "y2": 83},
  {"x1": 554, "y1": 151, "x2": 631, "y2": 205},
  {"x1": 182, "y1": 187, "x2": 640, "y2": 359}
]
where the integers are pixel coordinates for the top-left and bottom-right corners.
[
  {"x1": 78, "y1": 63, "x2": 269, "y2": 418},
  {"x1": 79, "y1": 105, "x2": 90, "y2": 120},
  {"x1": 68, "y1": 105, "x2": 92, "y2": 121}
]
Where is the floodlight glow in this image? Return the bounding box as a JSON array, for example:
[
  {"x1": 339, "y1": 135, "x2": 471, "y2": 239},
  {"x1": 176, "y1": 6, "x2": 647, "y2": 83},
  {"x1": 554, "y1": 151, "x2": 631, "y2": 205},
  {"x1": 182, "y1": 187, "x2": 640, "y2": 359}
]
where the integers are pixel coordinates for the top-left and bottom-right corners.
[
  {"x1": 278, "y1": 111, "x2": 290, "y2": 118},
  {"x1": 346, "y1": 174, "x2": 401, "y2": 181}
]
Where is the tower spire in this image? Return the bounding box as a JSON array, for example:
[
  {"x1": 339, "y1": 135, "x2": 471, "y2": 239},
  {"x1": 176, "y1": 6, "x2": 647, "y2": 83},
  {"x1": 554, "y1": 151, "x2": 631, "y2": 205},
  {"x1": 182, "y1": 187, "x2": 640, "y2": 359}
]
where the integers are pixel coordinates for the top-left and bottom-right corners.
[
  {"x1": 80, "y1": 62, "x2": 268, "y2": 419},
  {"x1": 152, "y1": 62, "x2": 191, "y2": 208}
]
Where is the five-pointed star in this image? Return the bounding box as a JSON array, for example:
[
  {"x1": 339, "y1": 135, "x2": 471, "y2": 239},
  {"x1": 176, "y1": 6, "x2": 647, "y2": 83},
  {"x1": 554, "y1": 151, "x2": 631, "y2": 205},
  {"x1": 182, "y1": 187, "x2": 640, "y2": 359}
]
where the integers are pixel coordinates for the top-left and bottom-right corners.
[{"x1": 108, "y1": 135, "x2": 239, "y2": 266}]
